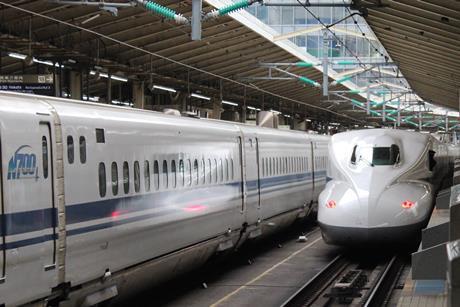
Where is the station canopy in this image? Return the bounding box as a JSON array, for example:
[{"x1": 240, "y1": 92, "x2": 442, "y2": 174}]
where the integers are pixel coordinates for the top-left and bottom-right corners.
[{"x1": 0, "y1": 0, "x2": 458, "y2": 131}]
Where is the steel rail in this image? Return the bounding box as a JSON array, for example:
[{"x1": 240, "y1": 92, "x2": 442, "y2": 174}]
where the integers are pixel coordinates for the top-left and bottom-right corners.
[
  {"x1": 280, "y1": 254, "x2": 347, "y2": 307},
  {"x1": 362, "y1": 255, "x2": 405, "y2": 307}
]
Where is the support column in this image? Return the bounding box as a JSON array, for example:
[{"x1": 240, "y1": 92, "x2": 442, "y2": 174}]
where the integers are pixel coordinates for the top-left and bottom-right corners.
[
  {"x1": 132, "y1": 81, "x2": 145, "y2": 109},
  {"x1": 240, "y1": 87, "x2": 247, "y2": 123},
  {"x1": 106, "y1": 73, "x2": 112, "y2": 104},
  {"x1": 70, "y1": 71, "x2": 82, "y2": 100},
  {"x1": 211, "y1": 97, "x2": 222, "y2": 119}
]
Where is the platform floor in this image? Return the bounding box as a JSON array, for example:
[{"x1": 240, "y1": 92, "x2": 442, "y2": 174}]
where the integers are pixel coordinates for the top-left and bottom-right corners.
[
  {"x1": 397, "y1": 270, "x2": 447, "y2": 307},
  {"x1": 130, "y1": 227, "x2": 341, "y2": 307}
]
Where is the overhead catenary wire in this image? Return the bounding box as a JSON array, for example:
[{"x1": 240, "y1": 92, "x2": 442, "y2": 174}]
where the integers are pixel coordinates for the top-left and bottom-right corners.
[
  {"x1": 342, "y1": 0, "x2": 409, "y2": 88},
  {"x1": 0, "y1": 1, "x2": 364, "y2": 123},
  {"x1": 295, "y1": 0, "x2": 366, "y2": 69}
]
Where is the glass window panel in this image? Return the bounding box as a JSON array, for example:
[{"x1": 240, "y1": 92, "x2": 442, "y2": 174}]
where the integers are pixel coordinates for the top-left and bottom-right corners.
[{"x1": 111, "y1": 162, "x2": 118, "y2": 195}]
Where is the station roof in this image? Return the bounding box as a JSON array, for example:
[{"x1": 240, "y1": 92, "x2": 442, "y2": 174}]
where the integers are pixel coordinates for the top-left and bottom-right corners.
[
  {"x1": 0, "y1": 1, "x2": 457, "y2": 130},
  {"x1": 0, "y1": 1, "x2": 359, "y2": 124},
  {"x1": 363, "y1": 0, "x2": 460, "y2": 111}
]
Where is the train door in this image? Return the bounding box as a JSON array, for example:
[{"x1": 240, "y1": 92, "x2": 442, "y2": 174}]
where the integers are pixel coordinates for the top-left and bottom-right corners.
[
  {"x1": 310, "y1": 141, "x2": 315, "y2": 194},
  {"x1": 237, "y1": 136, "x2": 246, "y2": 213},
  {"x1": 39, "y1": 122, "x2": 57, "y2": 269},
  {"x1": 241, "y1": 135, "x2": 259, "y2": 226},
  {"x1": 255, "y1": 138, "x2": 261, "y2": 209},
  {"x1": 1, "y1": 121, "x2": 57, "y2": 305}
]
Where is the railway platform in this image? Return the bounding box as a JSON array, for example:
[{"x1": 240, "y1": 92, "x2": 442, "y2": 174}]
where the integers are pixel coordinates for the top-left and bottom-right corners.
[
  {"x1": 128, "y1": 225, "x2": 341, "y2": 307},
  {"x1": 396, "y1": 159, "x2": 460, "y2": 307}
]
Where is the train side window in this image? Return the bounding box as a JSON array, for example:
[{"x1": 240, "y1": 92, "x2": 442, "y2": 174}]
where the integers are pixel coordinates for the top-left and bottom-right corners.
[
  {"x1": 171, "y1": 160, "x2": 177, "y2": 188},
  {"x1": 213, "y1": 159, "x2": 218, "y2": 183},
  {"x1": 230, "y1": 158, "x2": 234, "y2": 180},
  {"x1": 225, "y1": 158, "x2": 229, "y2": 182},
  {"x1": 153, "y1": 160, "x2": 159, "y2": 190},
  {"x1": 98, "y1": 162, "x2": 106, "y2": 197},
  {"x1": 96, "y1": 128, "x2": 105, "y2": 143},
  {"x1": 428, "y1": 150, "x2": 437, "y2": 171},
  {"x1": 42, "y1": 136, "x2": 49, "y2": 179},
  {"x1": 351, "y1": 145, "x2": 357, "y2": 164},
  {"x1": 193, "y1": 159, "x2": 199, "y2": 185},
  {"x1": 79, "y1": 136, "x2": 86, "y2": 164},
  {"x1": 111, "y1": 162, "x2": 118, "y2": 195},
  {"x1": 144, "y1": 160, "x2": 150, "y2": 192},
  {"x1": 201, "y1": 159, "x2": 206, "y2": 184},
  {"x1": 207, "y1": 159, "x2": 212, "y2": 183},
  {"x1": 67, "y1": 135, "x2": 74, "y2": 164},
  {"x1": 123, "y1": 161, "x2": 129, "y2": 194},
  {"x1": 186, "y1": 159, "x2": 192, "y2": 186},
  {"x1": 162, "y1": 160, "x2": 169, "y2": 189},
  {"x1": 179, "y1": 159, "x2": 185, "y2": 187},
  {"x1": 219, "y1": 159, "x2": 224, "y2": 182},
  {"x1": 263, "y1": 158, "x2": 266, "y2": 177},
  {"x1": 134, "y1": 161, "x2": 140, "y2": 193}
]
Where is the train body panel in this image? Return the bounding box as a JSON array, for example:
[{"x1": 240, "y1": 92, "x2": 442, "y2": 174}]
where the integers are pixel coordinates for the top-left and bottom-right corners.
[
  {"x1": 0, "y1": 91, "x2": 329, "y2": 307},
  {"x1": 318, "y1": 129, "x2": 451, "y2": 245}
]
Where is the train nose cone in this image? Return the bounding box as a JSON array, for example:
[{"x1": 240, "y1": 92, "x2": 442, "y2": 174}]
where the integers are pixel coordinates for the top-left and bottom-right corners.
[{"x1": 319, "y1": 179, "x2": 433, "y2": 246}]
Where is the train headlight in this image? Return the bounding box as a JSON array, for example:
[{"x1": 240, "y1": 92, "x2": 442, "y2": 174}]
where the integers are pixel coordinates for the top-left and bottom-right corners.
[
  {"x1": 401, "y1": 200, "x2": 415, "y2": 209},
  {"x1": 326, "y1": 200, "x2": 336, "y2": 208}
]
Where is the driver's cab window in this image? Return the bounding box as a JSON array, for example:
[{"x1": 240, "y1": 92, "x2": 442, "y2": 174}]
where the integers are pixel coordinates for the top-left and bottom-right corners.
[{"x1": 350, "y1": 144, "x2": 400, "y2": 166}]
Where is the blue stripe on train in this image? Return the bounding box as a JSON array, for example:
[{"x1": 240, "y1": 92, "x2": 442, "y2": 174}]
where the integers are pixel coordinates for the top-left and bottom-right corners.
[{"x1": 0, "y1": 170, "x2": 327, "y2": 250}]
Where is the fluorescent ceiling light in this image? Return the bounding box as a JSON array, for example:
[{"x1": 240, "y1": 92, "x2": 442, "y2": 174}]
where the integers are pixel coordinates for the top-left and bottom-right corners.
[
  {"x1": 82, "y1": 95, "x2": 100, "y2": 102},
  {"x1": 90, "y1": 70, "x2": 128, "y2": 83},
  {"x1": 191, "y1": 93, "x2": 211, "y2": 100},
  {"x1": 8, "y1": 52, "x2": 63, "y2": 67},
  {"x1": 284, "y1": 114, "x2": 291, "y2": 118},
  {"x1": 222, "y1": 100, "x2": 238, "y2": 106},
  {"x1": 247, "y1": 106, "x2": 261, "y2": 111},
  {"x1": 110, "y1": 75, "x2": 128, "y2": 82},
  {"x1": 8, "y1": 52, "x2": 27, "y2": 60},
  {"x1": 306, "y1": 119, "x2": 312, "y2": 122},
  {"x1": 153, "y1": 85, "x2": 176, "y2": 93}
]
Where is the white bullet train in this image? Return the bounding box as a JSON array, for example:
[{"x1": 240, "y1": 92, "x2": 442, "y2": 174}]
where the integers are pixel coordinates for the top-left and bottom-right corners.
[
  {"x1": 318, "y1": 129, "x2": 453, "y2": 245},
  {"x1": 0, "y1": 91, "x2": 329, "y2": 307}
]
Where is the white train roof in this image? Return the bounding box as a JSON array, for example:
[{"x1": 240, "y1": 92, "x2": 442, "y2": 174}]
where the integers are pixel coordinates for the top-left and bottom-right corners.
[
  {"x1": 329, "y1": 128, "x2": 434, "y2": 170},
  {"x1": 0, "y1": 91, "x2": 329, "y2": 142}
]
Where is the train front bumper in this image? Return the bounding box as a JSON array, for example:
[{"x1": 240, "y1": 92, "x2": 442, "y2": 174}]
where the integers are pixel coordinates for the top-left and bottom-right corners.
[
  {"x1": 317, "y1": 180, "x2": 433, "y2": 245},
  {"x1": 318, "y1": 220, "x2": 426, "y2": 245}
]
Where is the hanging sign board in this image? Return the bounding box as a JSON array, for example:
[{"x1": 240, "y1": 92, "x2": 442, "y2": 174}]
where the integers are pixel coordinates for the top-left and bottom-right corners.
[{"x1": 0, "y1": 74, "x2": 54, "y2": 96}]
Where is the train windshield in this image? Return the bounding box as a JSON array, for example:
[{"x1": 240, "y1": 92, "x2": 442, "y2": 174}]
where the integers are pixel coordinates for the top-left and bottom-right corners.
[{"x1": 351, "y1": 144, "x2": 400, "y2": 166}]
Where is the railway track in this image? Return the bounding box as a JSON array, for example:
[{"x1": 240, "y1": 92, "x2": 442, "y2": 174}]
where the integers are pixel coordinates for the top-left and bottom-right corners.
[{"x1": 281, "y1": 252, "x2": 408, "y2": 307}]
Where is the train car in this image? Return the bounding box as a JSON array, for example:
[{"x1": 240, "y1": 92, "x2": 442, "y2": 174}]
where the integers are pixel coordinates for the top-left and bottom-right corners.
[
  {"x1": 318, "y1": 129, "x2": 451, "y2": 245},
  {"x1": 0, "y1": 91, "x2": 328, "y2": 307}
]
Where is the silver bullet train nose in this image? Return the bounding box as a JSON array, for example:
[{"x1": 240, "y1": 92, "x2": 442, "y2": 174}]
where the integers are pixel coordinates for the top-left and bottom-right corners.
[{"x1": 317, "y1": 181, "x2": 434, "y2": 245}]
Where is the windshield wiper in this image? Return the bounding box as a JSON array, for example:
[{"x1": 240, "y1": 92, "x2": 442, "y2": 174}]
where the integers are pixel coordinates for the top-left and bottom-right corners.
[{"x1": 358, "y1": 156, "x2": 374, "y2": 167}]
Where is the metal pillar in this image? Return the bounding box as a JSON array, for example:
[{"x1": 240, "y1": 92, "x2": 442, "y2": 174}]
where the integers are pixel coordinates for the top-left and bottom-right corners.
[
  {"x1": 366, "y1": 84, "x2": 370, "y2": 115},
  {"x1": 132, "y1": 80, "x2": 145, "y2": 109},
  {"x1": 321, "y1": 30, "x2": 329, "y2": 97},
  {"x1": 191, "y1": 0, "x2": 202, "y2": 41},
  {"x1": 70, "y1": 71, "x2": 82, "y2": 100},
  {"x1": 107, "y1": 73, "x2": 112, "y2": 104}
]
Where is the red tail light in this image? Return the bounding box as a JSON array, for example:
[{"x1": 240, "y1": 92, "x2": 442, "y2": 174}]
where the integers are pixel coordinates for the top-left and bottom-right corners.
[
  {"x1": 401, "y1": 200, "x2": 414, "y2": 209},
  {"x1": 326, "y1": 200, "x2": 336, "y2": 208}
]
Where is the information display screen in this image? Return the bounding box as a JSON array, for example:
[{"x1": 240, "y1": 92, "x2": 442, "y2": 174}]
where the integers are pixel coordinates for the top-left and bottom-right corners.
[{"x1": 0, "y1": 74, "x2": 54, "y2": 96}]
